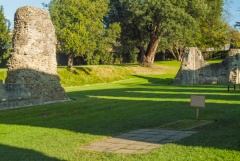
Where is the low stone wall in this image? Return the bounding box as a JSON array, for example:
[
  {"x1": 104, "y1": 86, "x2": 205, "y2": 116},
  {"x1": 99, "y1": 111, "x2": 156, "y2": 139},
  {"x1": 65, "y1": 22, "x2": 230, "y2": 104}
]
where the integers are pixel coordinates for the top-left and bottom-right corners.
[
  {"x1": 0, "y1": 80, "x2": 44, "y2": 110},
  {"x1": 0, "y1": 98, "x2": 43, "y2": 110},
  {"x1": 173, "y1": 47, "x2": 240, "y2": 85}
]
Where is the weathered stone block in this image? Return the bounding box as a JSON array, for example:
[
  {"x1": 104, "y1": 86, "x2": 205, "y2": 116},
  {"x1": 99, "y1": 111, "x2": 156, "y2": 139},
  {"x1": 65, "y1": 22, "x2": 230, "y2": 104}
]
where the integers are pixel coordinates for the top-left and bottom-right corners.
[
  {"x1": 4, "y1": 6, "x2": 68, "y2": 108},
  {"x1": 173, "y1": 47, "x2": 240, "y2": 85}
]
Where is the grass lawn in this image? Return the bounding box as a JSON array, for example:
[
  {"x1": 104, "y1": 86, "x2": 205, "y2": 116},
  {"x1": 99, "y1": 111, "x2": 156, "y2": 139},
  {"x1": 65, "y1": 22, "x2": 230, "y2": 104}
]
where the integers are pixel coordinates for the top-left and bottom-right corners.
[
  {"x1": 206, "y1": 59, "x2": 223, "y2": 64},
  {"x1": 0, "y1": 61, "x2": 240, "y2": 160}
]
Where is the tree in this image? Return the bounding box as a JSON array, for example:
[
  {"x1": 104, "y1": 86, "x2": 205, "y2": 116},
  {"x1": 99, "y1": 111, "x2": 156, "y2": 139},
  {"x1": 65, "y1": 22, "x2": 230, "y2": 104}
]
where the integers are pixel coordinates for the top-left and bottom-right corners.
[
  {"x1": 227, "y1": 28, "x2": 240, "y2": 48},
  {"x1": 159, "y1": 23, "x2": 199, "y2": 62},
  {"x1": 197, "y1": 0, "x2": 229, "y2": 49},
  {"x1": 0, "y1": 6, "x2": 11, "y2": 67},
  {"x1": 158, "y1": 0, "x2": 229, "y2": 61},
  {"x1": 106, "y1": 0, "x2": 208, "y2": 66},
  {"x1": 45, "y1": 0, "x2": 120, "y2": 69}
]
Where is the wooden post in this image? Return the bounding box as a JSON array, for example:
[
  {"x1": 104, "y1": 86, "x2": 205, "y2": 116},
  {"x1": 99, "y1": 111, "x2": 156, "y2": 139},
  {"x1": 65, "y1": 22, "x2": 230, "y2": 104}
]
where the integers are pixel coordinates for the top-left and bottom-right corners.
[
  {"x1": 196, "y1": 107, "x2": 199, "y2": 121},
  {"x1": 190, "y1": 95, "x2": 205, "y2": 121}
]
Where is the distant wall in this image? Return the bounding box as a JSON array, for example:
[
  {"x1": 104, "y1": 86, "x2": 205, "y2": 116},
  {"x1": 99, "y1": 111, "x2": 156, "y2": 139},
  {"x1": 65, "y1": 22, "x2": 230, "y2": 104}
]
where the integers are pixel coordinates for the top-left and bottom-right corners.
[{"x1": 173, "y1": 47, "x2": 240, "y2": 85}]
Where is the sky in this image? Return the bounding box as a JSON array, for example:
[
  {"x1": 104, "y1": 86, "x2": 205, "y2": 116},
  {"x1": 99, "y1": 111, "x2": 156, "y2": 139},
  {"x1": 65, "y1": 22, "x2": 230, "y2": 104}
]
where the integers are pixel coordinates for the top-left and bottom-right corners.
[
  {"x1": 0, "y1": 0, "x2": 240, "y2": 29},
  {"x1": 224, "y1": 0, "x2": 240, "y2": 27},
  {"x1": 0, "y1": 0, "x2": 50, "y2": 28}
]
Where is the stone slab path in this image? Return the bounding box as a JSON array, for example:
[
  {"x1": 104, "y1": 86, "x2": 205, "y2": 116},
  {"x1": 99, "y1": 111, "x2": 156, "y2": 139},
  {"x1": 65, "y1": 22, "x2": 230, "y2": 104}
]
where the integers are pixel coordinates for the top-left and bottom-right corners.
[{"x1": 84, "y1": 129, "x2": 196, "y2": 154}]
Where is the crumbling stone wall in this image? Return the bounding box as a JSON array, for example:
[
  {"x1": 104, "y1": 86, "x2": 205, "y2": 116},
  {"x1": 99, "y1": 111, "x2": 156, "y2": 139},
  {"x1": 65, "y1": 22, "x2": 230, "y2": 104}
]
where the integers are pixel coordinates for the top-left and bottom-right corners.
[
  {"x1": 5, "y1": 6, "x2": 68, "y2": 106},
  {"x1": 173, "y1": 47, "x2": 240, "y2": 85},
  {"x1": 0, "y1": 81, "x2": 43, "y2": 110}
]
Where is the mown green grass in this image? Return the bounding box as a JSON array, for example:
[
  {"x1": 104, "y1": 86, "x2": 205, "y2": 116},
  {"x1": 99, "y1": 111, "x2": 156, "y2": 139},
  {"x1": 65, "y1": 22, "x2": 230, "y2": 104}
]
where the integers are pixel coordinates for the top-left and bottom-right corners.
[
  {"x1": 0, "y1": 68, "x2": 7, "y2": 82},
  {"x1": 0, "y1": 61, "x2": 240, "y2": 160},
  {"x1": 206, "y1": 59, "x2": 223, "y2": 64},
  {"x1": 57, "y1": 65, "x2": 136, "y2": 87},
  {"x1": 0, "y1": 61, "x2": 180, "y2": 86},
  {"x1": 158, "y1": 119, "x2": 213, "y2": 130}
]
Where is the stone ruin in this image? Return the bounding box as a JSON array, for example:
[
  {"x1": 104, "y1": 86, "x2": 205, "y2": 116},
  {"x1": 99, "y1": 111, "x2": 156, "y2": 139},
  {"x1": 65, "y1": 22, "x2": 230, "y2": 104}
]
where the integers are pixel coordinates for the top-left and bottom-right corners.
[
  {"x1": 173, "y1": 47, "x2": 240, "y2": 85},
  {"x1": 0, "y1": 6, "x2": 68, "y2": 110}
]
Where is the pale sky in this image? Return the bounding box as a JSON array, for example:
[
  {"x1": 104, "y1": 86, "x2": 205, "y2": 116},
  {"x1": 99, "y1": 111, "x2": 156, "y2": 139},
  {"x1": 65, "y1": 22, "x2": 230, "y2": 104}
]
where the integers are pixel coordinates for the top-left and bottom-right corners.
[
  {"x1": 0, "y1": 0, "x2": 240, "y2": 29},
  {"x1": 225, "y1": 0, "x2": 240, "y2": 27},
  {"x1": 0, "y1": 0, "x2": 50, "y2": 28}
]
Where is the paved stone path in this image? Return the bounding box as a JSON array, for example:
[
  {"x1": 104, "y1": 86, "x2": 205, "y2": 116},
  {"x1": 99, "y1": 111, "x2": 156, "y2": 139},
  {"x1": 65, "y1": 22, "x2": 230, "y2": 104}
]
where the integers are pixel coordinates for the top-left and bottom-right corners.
[{"x1": 84, "y1": 129, "x2": 196, "y2": 154}]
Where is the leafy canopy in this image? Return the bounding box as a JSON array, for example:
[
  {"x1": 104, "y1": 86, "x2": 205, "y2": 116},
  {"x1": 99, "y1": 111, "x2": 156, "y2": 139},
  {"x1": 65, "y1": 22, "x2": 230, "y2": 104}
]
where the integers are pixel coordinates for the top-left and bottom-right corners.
[
  {"x1": 106, "y1": 0, "x2": 209, "y2": 65},
  {"x1": 0, "y1": 6, "x2": 11, "y2": 67},
  {"x1": 197, "y1": 0, "x2": 229, "y2": 48},
  {"x1": 46, "y1": 0, "x2": 120, "y2": 65}
]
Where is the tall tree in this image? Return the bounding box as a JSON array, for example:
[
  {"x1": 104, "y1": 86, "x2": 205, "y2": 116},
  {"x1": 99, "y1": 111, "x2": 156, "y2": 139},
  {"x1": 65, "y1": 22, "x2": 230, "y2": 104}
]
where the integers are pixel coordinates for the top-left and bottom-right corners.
[
  {"x1": 107, "y1": 0, "x2": 208, "y2": 66},
  {"x1": 0, "y1": 6, "x2": 11, "y2": 67},
  {"x1": 197, "y1": 0, "x2": 229, "y2": 49},
  {"x1": 159, "y1": 23, "x2": 199, "y2": 62},
  {"x1": 45, "y1": 0, "x2": 120, "y2": 69},
  {"x1": 227, "y1": 27, "x2": 240, "y2": 48},
  {"x1": 163, "y1": 0, "x2": 229, "y2": 60}
]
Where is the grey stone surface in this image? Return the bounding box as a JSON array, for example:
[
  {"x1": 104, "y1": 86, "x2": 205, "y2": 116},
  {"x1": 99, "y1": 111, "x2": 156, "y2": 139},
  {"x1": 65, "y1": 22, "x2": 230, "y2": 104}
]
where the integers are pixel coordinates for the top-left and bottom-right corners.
[
  {"x1": 173, "y1": 47, "x2": 240, "y2": 85},
  {"x1": 2, "y1": 6, "x2": 68, "y2": 110},
  {"x1": 0, "y1": 6, "x2": 68, "y2": 109},
  {"x1": 83, "y1": 129, "x2": 197, "y2": 154}
]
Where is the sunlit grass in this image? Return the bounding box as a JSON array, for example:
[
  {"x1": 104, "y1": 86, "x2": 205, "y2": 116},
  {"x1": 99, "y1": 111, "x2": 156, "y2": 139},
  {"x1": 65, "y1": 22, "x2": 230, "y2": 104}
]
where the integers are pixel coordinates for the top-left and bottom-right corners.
[
  {"x1": 0, "y1": 69, "x2": 7, "y2": 82},
  {"x1": 0, "y1": 61, "x2": 240, "y2": 160},
  {"x1": 206, "y1": 59, "x2": 223, "y2": 64}
]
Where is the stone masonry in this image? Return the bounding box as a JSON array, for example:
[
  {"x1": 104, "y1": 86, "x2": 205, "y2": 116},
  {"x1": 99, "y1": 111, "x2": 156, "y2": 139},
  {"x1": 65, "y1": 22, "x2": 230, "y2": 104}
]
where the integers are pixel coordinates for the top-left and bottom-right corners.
[
  {"x1": 1, "y1": 6, "x2": 68, "y2": 109},
  {"x1": 173, "y1": 47, "x2": 240, "y2": 85}
]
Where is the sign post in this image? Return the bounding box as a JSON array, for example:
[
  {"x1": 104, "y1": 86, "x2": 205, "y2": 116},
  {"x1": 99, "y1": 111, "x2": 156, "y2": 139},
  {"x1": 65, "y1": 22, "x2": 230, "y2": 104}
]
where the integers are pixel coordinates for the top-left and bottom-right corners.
[{"x1": 190, "y1": 95, "x2": 205, "y2": 121}]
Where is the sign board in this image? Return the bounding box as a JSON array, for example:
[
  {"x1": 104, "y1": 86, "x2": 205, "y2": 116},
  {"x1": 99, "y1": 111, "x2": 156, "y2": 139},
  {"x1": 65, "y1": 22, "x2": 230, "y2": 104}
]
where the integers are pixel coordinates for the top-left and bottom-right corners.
[{"x1": 190, "y1": 95, "x2": 205, "y2": 108}]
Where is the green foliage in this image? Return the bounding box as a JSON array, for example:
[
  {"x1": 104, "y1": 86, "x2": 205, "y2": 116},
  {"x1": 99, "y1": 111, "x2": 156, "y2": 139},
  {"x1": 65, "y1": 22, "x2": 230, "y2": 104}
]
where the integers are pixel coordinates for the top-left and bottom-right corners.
[
  {"x1": 107, "y1": 0, "x2": 231, "y2": 63},
  {"x1": 129, "y1": 51, "x2": 138, "y2": 63},
  {"x1": 46, "y1": 0, "x2": 120, "y2": 67},
  {"x1": 0, "y1": 6, "x2": 11, "y2": 67},
  {"x1": 227, "y1": 28, "x2": 240, "y2": 48},
  {"x1": 107, "y1": 0, "x2": 209, "y2": 65},
  {"x1": 197, "y1": 0, "x2": 229, "y2": 48}
]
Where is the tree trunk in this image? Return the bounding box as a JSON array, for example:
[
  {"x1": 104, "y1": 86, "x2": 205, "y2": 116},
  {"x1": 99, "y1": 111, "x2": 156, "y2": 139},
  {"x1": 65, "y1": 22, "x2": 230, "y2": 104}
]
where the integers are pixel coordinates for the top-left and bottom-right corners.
[
  {"x1": 175, "y1": 46, "x2": 184, "y2": 62},
  {"x1": 140, "y1": 37, "x2": 160, "y2": 67},
  {"x1": 68, "y1": 53, "x2": 74, "y2": 70},
  {"x1": 137, "y1": 45, "x2": 146, "y2": 64},
  {"x1": 137, "y1": 24, "x2": 161, "y2": 67},
  {"x1": 168, "y1": 48, "x2": 177, "y2": 60},
  {"x1": 163, "y1": 50, "x2": 166, "y2": 61}
]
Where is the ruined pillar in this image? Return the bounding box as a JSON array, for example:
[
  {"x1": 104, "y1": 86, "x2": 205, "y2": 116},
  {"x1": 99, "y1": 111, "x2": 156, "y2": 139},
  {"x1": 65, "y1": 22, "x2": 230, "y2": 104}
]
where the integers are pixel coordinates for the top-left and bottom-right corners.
[{"x1": 6, "y1": 6, "x2": 68, "y2": 103}]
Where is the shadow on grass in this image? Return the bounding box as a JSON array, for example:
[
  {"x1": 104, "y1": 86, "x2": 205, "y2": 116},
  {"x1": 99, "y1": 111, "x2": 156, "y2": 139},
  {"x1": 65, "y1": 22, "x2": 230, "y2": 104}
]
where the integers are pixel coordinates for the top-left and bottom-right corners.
[
  {"x1": 74, "y1": 67, "x2": 92, "y2": 75},
  {"x1": 0, "y1": 144, "x2": 60, "y2": 161},
  {"x1": 133, "y1": 75, "x2": 174, "y2": 85},
  {"x1": 0, "y1": 76, "x2": 240, "y2": 152},
  {"x1": 66, "y1": 67, "x2": 92, "y2": 75}
]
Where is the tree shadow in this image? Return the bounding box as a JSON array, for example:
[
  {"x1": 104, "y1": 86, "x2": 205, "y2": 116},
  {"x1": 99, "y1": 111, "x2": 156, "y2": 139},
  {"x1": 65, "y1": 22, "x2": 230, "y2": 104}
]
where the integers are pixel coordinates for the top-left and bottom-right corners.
[
  {"x1": 74, "y1": 67, "x2": 92, "y2": 75},
  {"x1": 133, "y1": 75, "x2": 174, "y2": 85},
  {"x1": 0, "y1": 76, "x2": 240, "y2": 152},
  {"x1": 0, "y1": 144, "x2": 61, "y2": 161}
]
